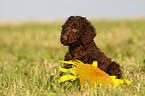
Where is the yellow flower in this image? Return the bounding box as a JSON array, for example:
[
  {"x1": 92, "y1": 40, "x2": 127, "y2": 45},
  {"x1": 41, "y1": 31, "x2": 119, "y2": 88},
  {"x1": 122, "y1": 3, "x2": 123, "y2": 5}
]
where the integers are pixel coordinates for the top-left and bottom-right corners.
[
  {"x1": 58, "y1": 75, "x2": 77, "y2": 83},
  {"x1": 58, "y1": 60, "x2": 132, "y2": 88}
]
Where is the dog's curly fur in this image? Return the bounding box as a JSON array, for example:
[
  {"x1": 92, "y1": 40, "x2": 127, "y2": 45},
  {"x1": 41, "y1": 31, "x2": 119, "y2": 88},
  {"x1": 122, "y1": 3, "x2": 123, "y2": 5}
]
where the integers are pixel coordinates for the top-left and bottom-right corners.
[{"x1": 60, "y1": 16, "x2": 122, "y2": 78}]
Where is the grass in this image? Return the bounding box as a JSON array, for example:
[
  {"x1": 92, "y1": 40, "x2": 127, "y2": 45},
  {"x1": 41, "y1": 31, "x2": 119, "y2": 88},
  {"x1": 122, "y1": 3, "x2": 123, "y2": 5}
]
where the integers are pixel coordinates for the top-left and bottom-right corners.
[{"x1": 0, "y1": 19, "x2": 145, "y2": 95}]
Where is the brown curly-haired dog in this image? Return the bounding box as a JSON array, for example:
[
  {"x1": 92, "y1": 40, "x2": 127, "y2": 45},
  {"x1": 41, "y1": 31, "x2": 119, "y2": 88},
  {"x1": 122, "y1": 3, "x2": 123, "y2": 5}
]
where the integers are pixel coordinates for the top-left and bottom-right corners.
[{"x1": 60, "y1": 16, "x2": 122, "y2": 78}]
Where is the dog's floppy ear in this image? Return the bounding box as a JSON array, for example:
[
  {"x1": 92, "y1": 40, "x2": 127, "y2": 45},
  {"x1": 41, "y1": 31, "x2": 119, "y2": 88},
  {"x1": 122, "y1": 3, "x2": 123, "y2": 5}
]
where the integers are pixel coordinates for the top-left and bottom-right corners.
[{"x1": 81, "y1": 18, "x2": 96, "y2": 45}]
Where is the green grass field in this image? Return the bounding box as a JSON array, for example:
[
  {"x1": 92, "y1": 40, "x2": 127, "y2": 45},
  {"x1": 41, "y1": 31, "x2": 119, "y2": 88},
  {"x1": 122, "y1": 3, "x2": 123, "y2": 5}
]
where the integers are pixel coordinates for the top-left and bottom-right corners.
[{"x1": 0, "y1": 19, "x2": 145, "y2": 95}]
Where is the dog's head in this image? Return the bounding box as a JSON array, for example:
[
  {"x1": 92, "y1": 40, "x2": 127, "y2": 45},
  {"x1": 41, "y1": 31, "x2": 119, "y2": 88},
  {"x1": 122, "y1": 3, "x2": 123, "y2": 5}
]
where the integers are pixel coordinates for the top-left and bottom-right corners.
[{"x1": 60, "y1": 16, "x2": 96, "y2": 46}]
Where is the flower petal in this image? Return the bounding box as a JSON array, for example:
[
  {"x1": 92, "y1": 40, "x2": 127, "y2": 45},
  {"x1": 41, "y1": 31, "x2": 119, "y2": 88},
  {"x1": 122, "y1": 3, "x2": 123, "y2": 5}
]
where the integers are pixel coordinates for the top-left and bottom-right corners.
[
  {"x1": 59, "y1": 60, "x2": 78, "y2": 66},
  {"x1": 58, "y1": 75, "x2": 77, "y2": 83},
  {"x1": 59, "y1": 67, "x2": 75, "y2": 75},
  {"x1": 110, "y1": 76, "x2": 133, "y2": 88},
  {"x1": 59, "y1": 60, "x2": 75, "y2": 64},
  {"x1": 74, "y1": 60, "x2": 84, "y2": 65},
  {"x1": 59, "y1": 67, "x2": 69, "y2": 72},
  {"x1": 92, "y1": 61, "x2": 98, "y2": 67}
]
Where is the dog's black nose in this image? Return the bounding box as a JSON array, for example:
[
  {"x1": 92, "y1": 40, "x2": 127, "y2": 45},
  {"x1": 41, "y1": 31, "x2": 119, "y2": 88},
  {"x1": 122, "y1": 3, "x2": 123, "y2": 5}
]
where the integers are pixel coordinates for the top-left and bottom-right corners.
[{"x1": 62, "y1": 35, "x2": 67, "y2": 40}]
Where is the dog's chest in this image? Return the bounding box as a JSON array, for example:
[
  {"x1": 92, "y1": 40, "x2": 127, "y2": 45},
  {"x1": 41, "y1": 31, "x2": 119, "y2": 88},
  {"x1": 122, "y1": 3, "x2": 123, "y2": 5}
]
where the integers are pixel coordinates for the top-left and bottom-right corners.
[{"x1": 70, "y1": 46, "x2": 87, "y2": 59}]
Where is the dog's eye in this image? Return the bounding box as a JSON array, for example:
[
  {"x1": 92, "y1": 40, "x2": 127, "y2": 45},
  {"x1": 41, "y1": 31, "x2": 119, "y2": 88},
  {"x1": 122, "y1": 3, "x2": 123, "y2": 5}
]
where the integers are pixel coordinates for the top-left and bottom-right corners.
[{"x1": 73, "y1": 28, "x2": 78, "y2": 32}]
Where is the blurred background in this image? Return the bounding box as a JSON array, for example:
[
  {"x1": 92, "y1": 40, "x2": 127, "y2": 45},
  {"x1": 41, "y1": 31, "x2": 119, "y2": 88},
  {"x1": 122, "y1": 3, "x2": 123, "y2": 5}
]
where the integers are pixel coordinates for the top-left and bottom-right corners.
[{"x1": 0, "y1": 0, "x2": 145, "y2": 21}]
